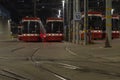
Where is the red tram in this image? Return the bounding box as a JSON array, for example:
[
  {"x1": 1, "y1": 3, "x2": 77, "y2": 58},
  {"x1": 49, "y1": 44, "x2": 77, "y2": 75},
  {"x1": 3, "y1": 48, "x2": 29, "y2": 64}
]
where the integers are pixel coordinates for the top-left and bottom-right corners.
[
  {"x1": 80, "y1": 11, "x2": 103, "y2": 40},
  {"x1": 18, "y1": 17, "x2": 46, "y2": 42},
  {"x1": 112, "y1": 15, "x2": 120, "y2": 38},
  {"x1": 102, "y1": 15, "x2": 120, "y2": 39},
  {"x1": 45, "y1": 17, "x2": 64, "y2": 41}
]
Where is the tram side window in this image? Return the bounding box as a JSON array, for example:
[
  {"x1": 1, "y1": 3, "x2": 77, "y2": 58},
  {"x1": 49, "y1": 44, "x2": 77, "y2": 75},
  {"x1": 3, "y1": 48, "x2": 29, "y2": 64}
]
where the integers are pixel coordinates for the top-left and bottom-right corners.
[
  {"x1": 55, "y1": 22, "x2": 63, "y2": 33},
  {"x1": 22, "y1": 22, "x2": 29, "y2": 33},
  {"x1": 118, "y1": 20, "x2": 120, "y2": 30},
  {"x1": 102, "y1": 19, "x2": 106, "y2": 31},
  {"x1": 112, "y1": 19, "x2": 119, "y2": 30},
  {"x1": 45, "y1": 22, "x2": 51, "y2": 33}
]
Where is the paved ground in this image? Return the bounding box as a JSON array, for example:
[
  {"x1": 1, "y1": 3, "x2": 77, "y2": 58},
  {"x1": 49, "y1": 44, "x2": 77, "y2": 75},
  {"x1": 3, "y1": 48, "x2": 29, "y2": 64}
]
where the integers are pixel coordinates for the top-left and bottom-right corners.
[
  {"x1": 0, "y1": 39, "x2": 120, "y2": 80},
  {"x1": 66, "y1": 39, "x2": 120, "y2": 62}
]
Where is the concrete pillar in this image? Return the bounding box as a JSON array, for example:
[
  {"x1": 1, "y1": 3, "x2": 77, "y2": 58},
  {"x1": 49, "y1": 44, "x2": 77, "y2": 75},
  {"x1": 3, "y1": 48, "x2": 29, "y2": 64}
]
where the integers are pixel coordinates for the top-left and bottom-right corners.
[
  {"x1": 75, "y1": 0, "x2": 80, "y2": 44},
  {"x1": 84, "y1": 0, "x2": 88, "y2": 45},
  {"x1": 0, "y1": 18, "x2": 11, "y2": 41},
  {"x1": 72, "y1": 0, "x2": 76, "y2": 43},
  {"x1": 105, "y1": 0, "x2": 112, "y2": 47}
]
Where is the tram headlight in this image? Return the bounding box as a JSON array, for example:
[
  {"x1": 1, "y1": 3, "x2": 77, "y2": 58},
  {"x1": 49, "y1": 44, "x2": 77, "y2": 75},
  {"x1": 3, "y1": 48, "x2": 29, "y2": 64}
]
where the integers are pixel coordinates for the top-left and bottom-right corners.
[{"x1": 43, "y1": 34, "x2": 46, "y2": 38}]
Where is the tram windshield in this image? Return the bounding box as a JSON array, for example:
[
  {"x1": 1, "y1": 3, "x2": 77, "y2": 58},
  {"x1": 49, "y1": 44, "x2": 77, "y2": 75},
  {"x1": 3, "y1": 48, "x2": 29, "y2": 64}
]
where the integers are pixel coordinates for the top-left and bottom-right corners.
[
  {"x1": 46, "y1": 22, "x2": 63, "y2": 33},
  {"x1": 88, "y1": 16, "x2": 102, "y2": 30},
  {"x1": 81, "y1": 16, "x2": 102, "y2": 30},
  {"x1": 22, "y1": 21, "x2": 40, "y2": 34},
  {"x1": 102, "y1": 18, "x2": 120, "y2": 31}
]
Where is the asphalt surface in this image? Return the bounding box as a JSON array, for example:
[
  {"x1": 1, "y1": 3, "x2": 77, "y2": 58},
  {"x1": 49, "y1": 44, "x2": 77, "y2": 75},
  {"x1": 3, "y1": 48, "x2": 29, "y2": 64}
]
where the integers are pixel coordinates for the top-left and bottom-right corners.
[{"x1": 0, "y1": 39, "x2": 120, "y2": 80}]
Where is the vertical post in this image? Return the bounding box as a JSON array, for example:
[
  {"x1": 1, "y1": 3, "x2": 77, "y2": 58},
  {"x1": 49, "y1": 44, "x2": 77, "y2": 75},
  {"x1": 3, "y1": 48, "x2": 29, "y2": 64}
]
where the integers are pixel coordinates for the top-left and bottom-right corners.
[
  {"x1": 105, "y1": 0, "x2": 112, "y2": 48},
  {"x1": 67, "y1": 0, "x2": 71, "y2": 42},
  {"x1": 84, "y1": 0, "x2": 88, "y2": 45},
  {"x1": 66, "y1": 0, "x2": 69, "y2": 41},
  {"x1": 34, "y1": 0, "x2": 37, "y2": 17},
  {"x1": 75, "y1": 0, "x2": 80, "y2": 44},
  {"x1": 72, "y1": 0, "x2": 76, "y2": 43},
  {"x1": 62, "y1": 0, "x2": 66, "y2": 41}
]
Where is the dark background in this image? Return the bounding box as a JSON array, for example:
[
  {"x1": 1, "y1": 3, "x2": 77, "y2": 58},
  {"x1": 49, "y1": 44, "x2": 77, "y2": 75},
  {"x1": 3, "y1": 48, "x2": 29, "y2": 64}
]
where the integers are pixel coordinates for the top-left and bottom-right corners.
[{"x1": 0, "y1": 0, "x2": 120, "y2": 23}]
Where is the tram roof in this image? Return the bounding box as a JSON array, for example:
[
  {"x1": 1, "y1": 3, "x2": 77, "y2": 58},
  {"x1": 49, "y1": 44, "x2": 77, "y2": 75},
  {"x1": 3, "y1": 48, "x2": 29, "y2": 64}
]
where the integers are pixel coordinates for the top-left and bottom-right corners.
[
  {"x1": 46, "y1": 17, "x2": 63, "y2": 22},
  {"x1": 22, "y1": 17, "x2": 41, "y2": 21}
]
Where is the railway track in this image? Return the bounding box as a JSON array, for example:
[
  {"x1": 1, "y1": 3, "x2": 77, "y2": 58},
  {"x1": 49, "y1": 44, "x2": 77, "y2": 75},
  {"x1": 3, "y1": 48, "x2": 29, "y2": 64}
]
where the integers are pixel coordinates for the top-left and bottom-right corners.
[
  {"x1": 0, "y1": 68, "x2": 30, "y2": 80},
  {"x1": 1, "y1": 42, "x2": 120, "y2": 80},
  {"x1": 29, "y1": 47, "x2": 120, "y2": 80},
  {"x1": 30, "y1": 48, "x2": 71, "y2": 80}
]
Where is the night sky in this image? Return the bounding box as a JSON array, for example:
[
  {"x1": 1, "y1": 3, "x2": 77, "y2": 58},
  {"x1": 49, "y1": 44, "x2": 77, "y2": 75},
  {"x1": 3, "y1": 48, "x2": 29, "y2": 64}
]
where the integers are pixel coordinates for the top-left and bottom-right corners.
[
  {"x1": 0, "y1": 0, "x2": 120, "y2": 23},
  {"x1": 0, "y1": 0, "x2": 62, "y2": 23}
]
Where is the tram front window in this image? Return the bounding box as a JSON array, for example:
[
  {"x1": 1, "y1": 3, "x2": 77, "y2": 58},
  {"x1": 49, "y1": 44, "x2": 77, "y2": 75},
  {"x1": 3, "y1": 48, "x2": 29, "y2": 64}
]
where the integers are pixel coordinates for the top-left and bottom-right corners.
[
  {"x1": 46, "y1": 22, "x2": 63, "y2": 33},
  {"x1": 88, "y1": 16, "x2": 102, "y2": 30},
  {"x1": 22, "y1": 21, "x2": 40, "y2": 34},
  {"x1": 80, "y1": 16, "x2": 102, "y2": 30}
]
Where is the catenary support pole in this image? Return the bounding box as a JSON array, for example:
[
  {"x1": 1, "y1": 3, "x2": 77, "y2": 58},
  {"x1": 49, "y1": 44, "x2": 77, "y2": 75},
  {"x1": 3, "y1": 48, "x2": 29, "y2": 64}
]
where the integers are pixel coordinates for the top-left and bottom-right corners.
[
  {"x1": 75, "y1": 0, "x2": 80, "y2": 44},
  {"x1": 62, "y1": 0, "x2": 66, "y2": 41},
  {"x1": 105, "y1": 0, "x2": 112, "y2": 48},
  {"x1": 68, "y1": 0, "x2": 72, "y2": 42},
  {"x1": 72, "y1": 0, "x2": 76, "y2": 43},
  {"x1": 84, "y1": 0, "x2": 88, "y2": 45},
  {"x1": 34, "y1": 0, "x2": 37, "y2": 17}
]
